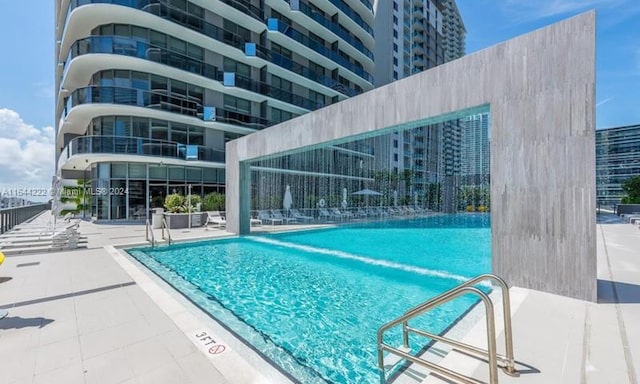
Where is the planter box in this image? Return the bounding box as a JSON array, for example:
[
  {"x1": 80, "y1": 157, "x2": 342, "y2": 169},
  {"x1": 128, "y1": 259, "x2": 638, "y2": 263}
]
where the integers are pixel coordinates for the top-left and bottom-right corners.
[{"x1": 163, "y1": 212, "x2": 207, "y2": 229}]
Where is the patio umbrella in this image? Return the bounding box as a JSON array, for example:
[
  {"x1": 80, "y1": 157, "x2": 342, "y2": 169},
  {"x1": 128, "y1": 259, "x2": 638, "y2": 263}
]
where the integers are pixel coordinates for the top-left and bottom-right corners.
[
  {"x1": 351, "y1": 188, "x2": 382, "y2": 196},
  {"x1": 283, "y1": 185, "x2": 293, "y2": 212},
  {"x1": 341, "y1": 188, "x2": 348, "y2": 209},
  {"x1": 393, "y1": 190, "x2": 398, "y2": 207},
  {"x1": 414, "y1": 192, "x2": 419, "y2": 207}
]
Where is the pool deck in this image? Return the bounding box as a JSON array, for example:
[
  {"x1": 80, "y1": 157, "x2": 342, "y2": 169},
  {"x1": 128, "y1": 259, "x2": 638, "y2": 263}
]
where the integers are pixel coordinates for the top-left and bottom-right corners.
[{"x1": 0, "y1": 212, "x2": 638, "y2": 383}]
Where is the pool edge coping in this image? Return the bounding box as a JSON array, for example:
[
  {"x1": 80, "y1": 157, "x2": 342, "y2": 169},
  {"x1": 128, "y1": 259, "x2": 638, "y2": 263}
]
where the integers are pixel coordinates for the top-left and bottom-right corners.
[{"x1": 104, "y1": 244, "x2": 296, "y2": 384}]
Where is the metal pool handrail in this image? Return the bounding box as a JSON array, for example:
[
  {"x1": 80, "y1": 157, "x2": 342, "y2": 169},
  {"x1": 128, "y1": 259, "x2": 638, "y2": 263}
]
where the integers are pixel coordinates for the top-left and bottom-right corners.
[
  {"x1": 145, "y1": 219, "x2": 155, "y2": 247},
  {"x1": 376, "y1": 273, "x2": 519, "y2": 384},
  {"x1": 161, "y1": 218, "x2": 172, "y2": 245}
]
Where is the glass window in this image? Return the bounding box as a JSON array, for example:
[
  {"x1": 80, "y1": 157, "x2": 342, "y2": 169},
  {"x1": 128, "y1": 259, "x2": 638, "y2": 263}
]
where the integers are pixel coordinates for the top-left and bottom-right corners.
[
  {"x1": 186, "y1": 167, "x2": 202, "y2": 181},
  {"x1": 113, "y1": 70, "x2": 130, "y2": 87},
  {"x1": 224, "y1": 94, "x2": 251, "y2": 114},
  {"x1": 129, "y1": 163, "x2": 146, "y2": 178},
  {"x1": 188, "y1": 84, "x2": 203, "y2": 104},
  {"x1": 309, "y1": 89, "x2": 325, "y2": 106},
  {"x1": 150, "y1": 30, "x2": 166, "y2": 48},
  {"x1": 132, "y1": 117, "x2": 149, "y2": 138},
  {"x1": 131, "y1": 71, "x2": 149, "y2": 90},
  {"x1": 171, "y1": 122, "x2": 188, "y2": 144},
  {"x1": 131, "y1": 26, "x2": 148, "y2": 41},
  {"x1": 187, "y1": 43, "x2": 203, "y2": 60},
  {"x1": 170, "y1": 0, "x2": 187, "y2": 10},
  {"x1": 114, "y1": 116, "x2": 131, "y2": 136},
  {"x1": 203, "y1": 168, "x2": 217, "y2": 183},
  {"x1": 100, "y1": 117, "x2": 115, "y2": 136},
  {"x1": 271, "y1": 42, "x2": 291, "y2": 59},
  {"x1": 149, "y1": 164, "x2": 167, "y2": 180},
  {"x1": 114, "y1": 24, "x2": 129, "y2": 36},
  {"x1": 150, "y1": 75, "x2": 167, "y2": 92},
  {"x1": 169, "y1": 37, "x2": 186, "y2": 54},
  {"x1": 168, "y1": 167, "x2": 185, "y2": 181},
  {"x1": 309, "y1": 61, "x2": 325, "y2": 77},
  {"x1": 189, "y1": 126, "x2": 204, "y2": 145},
  {"x1": 151, "y1": 119, "x2": 168, "y2": 141},
  {"x1": 99, "y1": 24, "x2": 114, "y2": 36},
  {"x1": 271, "y1": 75, "x2": 292, "y2": 92},
  {"x1": 170, "y1": 79, "x2": 187, "y2": 97},
  {"x1": 111, "y1": 163, "x2": 127, "y2": 178}
]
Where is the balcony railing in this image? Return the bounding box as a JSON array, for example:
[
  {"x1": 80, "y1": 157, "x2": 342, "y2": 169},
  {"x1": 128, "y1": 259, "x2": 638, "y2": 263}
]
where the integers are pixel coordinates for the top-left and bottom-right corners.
[
  {"x1": 267, "y1": 19, "x2": 374, "y2": 84},
  {"x1": 65, "y1": 36, "x2": 322, "y2": 110},
  {"x1": 325, "y1": 0, "x2": 373, "y2": 37},
  {"x1": 64, "y1": 86, "x2": 272, "y2": 130},
  {"x1": 287, "y1": 0, "x2": 373, "y2": 61},
  {"x1": 63, "y1": 0, "x2": 362, "y2": 96},
  {"x1": 60, "y1": 135, "x2": 225, "y2": 164}
]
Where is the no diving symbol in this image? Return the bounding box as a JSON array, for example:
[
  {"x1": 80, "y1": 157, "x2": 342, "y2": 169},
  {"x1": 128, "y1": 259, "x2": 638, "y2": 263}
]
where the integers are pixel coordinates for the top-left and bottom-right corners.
[{"x1": 208, "y1": 344, "x2": 226, "y2": 355}]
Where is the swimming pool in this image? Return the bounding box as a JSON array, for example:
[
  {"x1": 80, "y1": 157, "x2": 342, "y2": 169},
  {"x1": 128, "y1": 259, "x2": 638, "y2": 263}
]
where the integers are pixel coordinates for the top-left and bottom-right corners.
[{"x1": 128, "y1": 214, "x2": 491, "y2": 383}]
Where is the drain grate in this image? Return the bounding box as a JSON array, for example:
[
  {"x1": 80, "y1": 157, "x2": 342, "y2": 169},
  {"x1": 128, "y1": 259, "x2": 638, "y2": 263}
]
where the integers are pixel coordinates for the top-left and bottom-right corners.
[{"x1": 16, "y1": 262, "x2": 40, "y2": 268}]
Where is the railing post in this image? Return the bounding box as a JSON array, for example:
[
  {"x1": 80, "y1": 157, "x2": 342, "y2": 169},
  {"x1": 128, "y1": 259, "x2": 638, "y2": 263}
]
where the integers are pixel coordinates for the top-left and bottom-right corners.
[{"x1": 402, "y1": 320, "x2": 409, "y2": 348}]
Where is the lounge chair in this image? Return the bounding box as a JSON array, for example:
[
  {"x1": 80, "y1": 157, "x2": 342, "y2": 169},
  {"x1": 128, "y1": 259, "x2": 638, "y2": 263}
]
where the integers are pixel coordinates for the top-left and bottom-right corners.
[
  {"x1": 205, "y1": 211, "x2": 226, "y2": 228},
  {"x1": 290, "y1": 209, "x2": 314, "y2": 222},
  {"x1": 258, "y1": 210, "x2": 283, "y2": 225},
  {"x1": 318, "y1": 208, "x2": 336, "y2": 221},
  {"x1": 270, "y1": 210, "x2": 297, "y2": 224},
  {"x1": 330, "y1": 208, "x2": 350, "y2": 220}
]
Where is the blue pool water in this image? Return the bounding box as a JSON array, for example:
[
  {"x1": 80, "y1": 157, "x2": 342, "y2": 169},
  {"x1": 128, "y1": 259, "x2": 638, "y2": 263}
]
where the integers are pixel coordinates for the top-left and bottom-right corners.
[{"x1": 128, "y1": 214, "x2": 491, "y2": 383}]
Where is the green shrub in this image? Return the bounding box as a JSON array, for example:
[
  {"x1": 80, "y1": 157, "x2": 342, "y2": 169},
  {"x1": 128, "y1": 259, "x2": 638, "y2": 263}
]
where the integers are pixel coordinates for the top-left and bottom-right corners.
[
  {"x1": 186, "y1": 194, "x2": 202, "y2": 211},
  {"x1": 203, "y1": 192, "x2": 225, "y2": 211},
  {"x1": 164, "y1": 193, "x2": 185, "y2": 213}
]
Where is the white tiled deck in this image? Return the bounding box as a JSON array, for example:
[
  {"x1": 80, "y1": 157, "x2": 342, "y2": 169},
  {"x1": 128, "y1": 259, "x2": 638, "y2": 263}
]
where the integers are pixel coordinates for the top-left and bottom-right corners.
[{"x1": 0, "y1": 212, "x2": 639, "y2": 383}]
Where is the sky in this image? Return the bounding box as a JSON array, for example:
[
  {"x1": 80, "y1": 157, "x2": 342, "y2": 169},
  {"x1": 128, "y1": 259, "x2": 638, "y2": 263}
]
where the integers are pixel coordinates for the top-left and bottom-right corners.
[{"x1": 0, "y1": 0, "x2": 638, "y2": 196}]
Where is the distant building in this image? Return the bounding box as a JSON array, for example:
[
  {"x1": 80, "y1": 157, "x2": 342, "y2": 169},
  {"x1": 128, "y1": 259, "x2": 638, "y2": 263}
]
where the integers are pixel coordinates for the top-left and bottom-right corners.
[{"x1": 596, "y1": 124, "x2": 640, "y2": 205}]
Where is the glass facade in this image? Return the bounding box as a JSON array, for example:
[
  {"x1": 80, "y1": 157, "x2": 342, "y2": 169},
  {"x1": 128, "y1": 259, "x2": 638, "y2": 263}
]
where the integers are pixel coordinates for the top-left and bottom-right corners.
[
  {"x1": 596, "y1": 124, "x2": 640, "y2": 206},
  {"x1": 56, "y1": 0, "x2": 375, "y2": 220}
]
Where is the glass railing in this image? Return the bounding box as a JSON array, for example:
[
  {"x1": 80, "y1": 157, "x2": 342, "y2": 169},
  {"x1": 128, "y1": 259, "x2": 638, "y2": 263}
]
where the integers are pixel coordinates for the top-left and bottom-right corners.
[
  {"x1": 64, "y1": 0, "x2": 362, "y2": 96},
  {"x1": 325, "y1": 0, "x2": 373, "y2": 37},
  {"x1": 62, "y1": 135, "x2": 225, "y2": 163},
  {"x1": 66, "y1": 36, "x2": 322, "y2": 110},
  {"x1": 288, "y1": 0, "x2": 373, "y2": 61},
  {"x1": 64, "y1": 86, "x2": 272, "y2": 130},
  {"x1": 269, "y1": 53, "x2": 357, "y2": 97},
  {"x1": 267, "y1": 19, "x2": 373, "y2": 84}
]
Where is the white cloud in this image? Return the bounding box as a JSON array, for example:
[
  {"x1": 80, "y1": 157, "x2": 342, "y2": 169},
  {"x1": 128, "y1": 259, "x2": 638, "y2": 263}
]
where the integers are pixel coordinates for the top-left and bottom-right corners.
[{"x1": 0, "y1": 108, "x2": 55, "y2": 196}]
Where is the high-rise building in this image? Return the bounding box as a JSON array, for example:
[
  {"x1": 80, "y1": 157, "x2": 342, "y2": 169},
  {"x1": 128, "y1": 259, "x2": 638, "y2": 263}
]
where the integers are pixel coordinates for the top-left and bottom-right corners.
[
  {"x1": 596, "y1": 124, "x2": 640, "y2": 206},
  {"x1": 460, "y1": 113, "x2": 490, "y2": 183},
  {"x1": 374, "y1": 0, "x2": 466, "y2": 210},
  {"x1": 374, "y1": 0, "x2": 465, "y2": 86},
  {"x1": 55, "y1": 0, "x2": 376, "y2": 220}
]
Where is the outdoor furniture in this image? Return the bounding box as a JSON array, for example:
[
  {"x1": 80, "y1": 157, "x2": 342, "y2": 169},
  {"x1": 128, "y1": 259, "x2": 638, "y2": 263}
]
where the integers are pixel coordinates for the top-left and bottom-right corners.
[
  {"x1": 271, "y1": 210, "x2": 297, "y2": 224},
  {"x1": 290, "y1": 209, "x2": 314, "y2": 222},
  {"x1": 258, "y1": 210, "x2": 283, "y2": 225},
  {"x1": 205, "y1": 211, "x2": 226, "y2": 228}
]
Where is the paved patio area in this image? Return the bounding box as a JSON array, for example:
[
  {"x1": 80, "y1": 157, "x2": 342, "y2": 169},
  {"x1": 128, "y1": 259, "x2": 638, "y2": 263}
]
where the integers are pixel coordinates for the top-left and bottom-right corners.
[{"x1": 0, "y1": 212, "x2": 638, "y2": 383}]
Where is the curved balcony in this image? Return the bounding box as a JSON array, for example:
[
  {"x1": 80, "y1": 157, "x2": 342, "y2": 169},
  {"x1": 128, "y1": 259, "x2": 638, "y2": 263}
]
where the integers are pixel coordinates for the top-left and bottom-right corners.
[
  {"x1": 286, "y1": 0, "x2": 373, "y2": 62},
  {"x1": 65, "y1": 0, "x2": 262, "y2": 26},
  {"x1": 326, "y1": 0, "x2": 373, "y2": 37},
  {"x1": 59, "y1": 135, "x2": 225, "y2": 169},
  {"x1": 65, "y1": 36, "x2": 323, "y2": 110},
  {"x1": 267, "y1": 19, "x2": 373, "y2": 84},
  {"x1": 63, "y1": 0, "x2": 362, "y2": 96},
  {"x1": 65, "y1": 86, "x2": 272, "y2": 130}
]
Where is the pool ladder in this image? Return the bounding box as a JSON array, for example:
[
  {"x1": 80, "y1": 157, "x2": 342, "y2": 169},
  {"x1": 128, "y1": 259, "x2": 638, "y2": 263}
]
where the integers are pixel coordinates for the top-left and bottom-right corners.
[
  {"x1": 145, "y1": 219, "x2": 156, "y2": 247},
  {"x1": 377, "y1": 273, "x2": 519, "y2": 384},
  {"x1": 161, "y1": 218, "x2": 172, "y2": 245}
]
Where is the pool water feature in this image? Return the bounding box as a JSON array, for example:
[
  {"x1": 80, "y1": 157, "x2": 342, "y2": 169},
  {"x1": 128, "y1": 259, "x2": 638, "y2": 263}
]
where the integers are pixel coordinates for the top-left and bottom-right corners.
[{"x1": 128, "y1": 214, "x2": 490, "y2": 383}]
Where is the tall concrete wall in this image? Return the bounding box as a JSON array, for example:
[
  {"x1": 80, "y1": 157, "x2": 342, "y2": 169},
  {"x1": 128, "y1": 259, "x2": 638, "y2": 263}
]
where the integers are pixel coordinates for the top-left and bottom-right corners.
[{"x1": 226, "y1": 12, "x2": 596, "y2": 301}]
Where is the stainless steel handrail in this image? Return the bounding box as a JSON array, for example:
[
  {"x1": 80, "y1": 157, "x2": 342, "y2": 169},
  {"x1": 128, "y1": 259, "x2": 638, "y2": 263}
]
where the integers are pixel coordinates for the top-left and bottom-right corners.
[
  {"x1": 161, "y1": 218, "x2": 172, "y2": 245},
  {"x1": 376, "y1": 273, "x2": 519, "y2": 384},
  {"x1": 145, "y1": 219, "x2": 155, "y2": 247}
]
